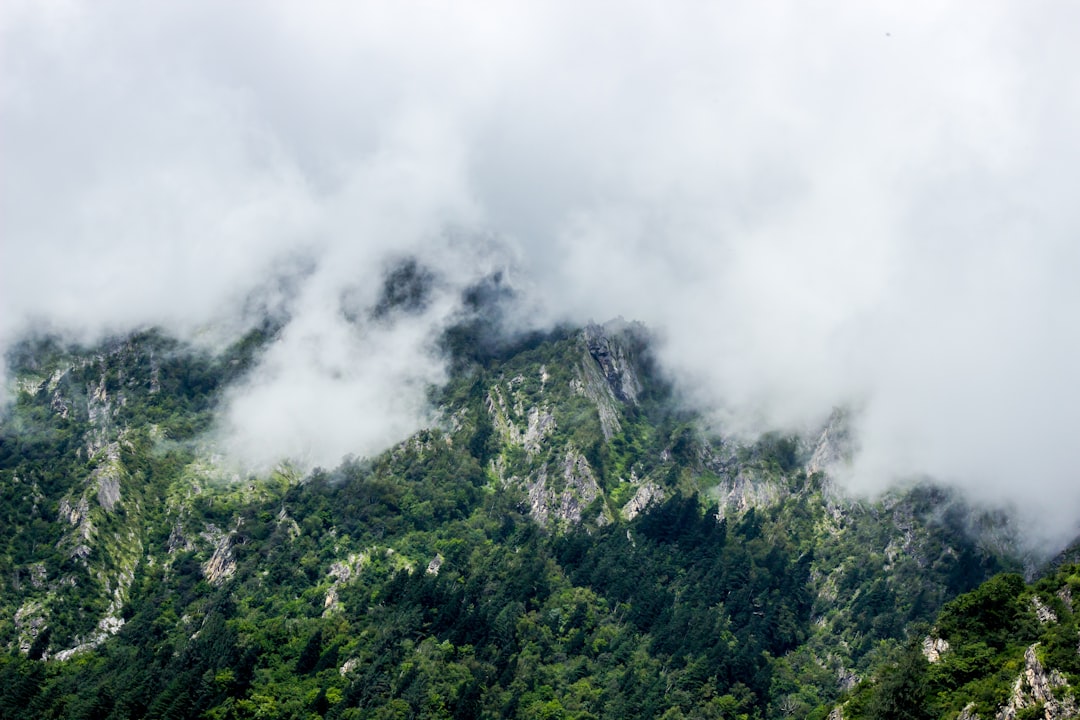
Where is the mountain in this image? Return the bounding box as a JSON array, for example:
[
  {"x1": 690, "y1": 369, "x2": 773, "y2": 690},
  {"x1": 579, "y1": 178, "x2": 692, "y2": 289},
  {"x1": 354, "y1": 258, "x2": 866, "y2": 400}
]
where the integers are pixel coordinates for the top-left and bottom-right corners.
[
  {"x1": 0, "y1": 320, "x2": 1042, "y2": 719},
  {"x1": 836, "y1": 563, "x2": 1080, "y2": 720}
]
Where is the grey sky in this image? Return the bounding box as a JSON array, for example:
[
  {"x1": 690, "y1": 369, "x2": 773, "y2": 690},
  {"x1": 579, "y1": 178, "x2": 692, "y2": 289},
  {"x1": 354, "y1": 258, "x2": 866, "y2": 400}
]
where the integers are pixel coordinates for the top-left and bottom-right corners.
[{"x1": 3, "y1": 1, "x2": 1079, "y2": 548}]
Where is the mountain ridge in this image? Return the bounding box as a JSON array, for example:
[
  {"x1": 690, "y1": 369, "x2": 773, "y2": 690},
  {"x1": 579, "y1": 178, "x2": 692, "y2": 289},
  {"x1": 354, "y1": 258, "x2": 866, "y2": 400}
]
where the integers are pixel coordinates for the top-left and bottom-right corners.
[{"x1": 0, "y1": 320, "x2": 1048, "y2": 719}]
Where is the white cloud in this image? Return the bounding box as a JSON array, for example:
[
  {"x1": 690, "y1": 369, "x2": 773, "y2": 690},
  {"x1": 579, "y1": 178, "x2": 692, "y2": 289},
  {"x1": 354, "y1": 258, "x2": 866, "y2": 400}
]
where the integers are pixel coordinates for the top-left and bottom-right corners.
[{"x1": 3, "y1": 0, "x2": 1080, "y2": 547}]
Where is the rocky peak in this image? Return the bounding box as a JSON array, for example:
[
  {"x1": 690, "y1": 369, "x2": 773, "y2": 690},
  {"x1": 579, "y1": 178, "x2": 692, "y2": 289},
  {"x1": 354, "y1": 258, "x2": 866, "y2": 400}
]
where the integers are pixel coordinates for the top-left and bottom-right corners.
[
  {"x1": 574, "y1": 322, "x2": 647, "y2": 441},
  {"x1": 807, "y1": 408, "x2": 853, "y2": 477},
  {"x1": 583, "y1": 322, "x2": 642, "y2": 405},
  {"x1": 995, "y1": 643, "x2": 1077, "y2": 720}
]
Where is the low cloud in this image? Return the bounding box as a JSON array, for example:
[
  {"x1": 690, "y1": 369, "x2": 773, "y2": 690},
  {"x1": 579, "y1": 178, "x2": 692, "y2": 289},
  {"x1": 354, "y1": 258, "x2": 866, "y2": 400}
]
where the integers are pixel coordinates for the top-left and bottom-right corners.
[{"x1": 3, "y1": 1, "x2": 1080, "y2": 548}]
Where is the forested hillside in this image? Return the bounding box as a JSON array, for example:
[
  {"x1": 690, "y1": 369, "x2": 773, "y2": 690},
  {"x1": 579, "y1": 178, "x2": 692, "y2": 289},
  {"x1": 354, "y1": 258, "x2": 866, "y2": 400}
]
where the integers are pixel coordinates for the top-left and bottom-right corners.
[
  {"x1": 0, "y1": 320, "x2": 1040, "y2": 719},
  {"x1": 837, "y1": 563, "x2": 1080, "y2": 720}
]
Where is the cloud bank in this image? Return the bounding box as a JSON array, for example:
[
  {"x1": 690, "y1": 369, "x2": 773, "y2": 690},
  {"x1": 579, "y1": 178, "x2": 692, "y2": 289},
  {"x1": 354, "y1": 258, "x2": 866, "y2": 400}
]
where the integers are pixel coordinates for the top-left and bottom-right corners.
[{"x1": 3, "y1": 1, "x2": 1080, "y2": 547}]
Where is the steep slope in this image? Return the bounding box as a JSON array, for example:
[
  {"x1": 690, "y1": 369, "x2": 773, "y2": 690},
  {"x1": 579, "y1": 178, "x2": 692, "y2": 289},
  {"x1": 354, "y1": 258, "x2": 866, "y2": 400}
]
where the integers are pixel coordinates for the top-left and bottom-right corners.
[
  {"x1": 836, "y1": 564, "x2": 1080, "y2": 720},
  {"x1": 0, "y1": 321, "x2": 1026, "y2": 719}
]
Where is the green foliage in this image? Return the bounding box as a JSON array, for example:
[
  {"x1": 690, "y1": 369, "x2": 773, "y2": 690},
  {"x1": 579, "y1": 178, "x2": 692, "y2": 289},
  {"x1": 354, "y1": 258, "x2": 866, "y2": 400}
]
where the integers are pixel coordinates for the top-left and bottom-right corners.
[
  {"x1": 755, "y1": 433, "x2": 800, "y2": 475},
  {"x1": 936, "y1": 573, "x2": 1032, "y2": 650},
  {"x1": 865, "y1": 645, "x2": 932, "y2": 720},
  {"x1": 844, "y1": 564, "x2": 1080, "y2": 719},
  {"x1": 0, "y1": 323, "x2": 1037, "y2": 719}
]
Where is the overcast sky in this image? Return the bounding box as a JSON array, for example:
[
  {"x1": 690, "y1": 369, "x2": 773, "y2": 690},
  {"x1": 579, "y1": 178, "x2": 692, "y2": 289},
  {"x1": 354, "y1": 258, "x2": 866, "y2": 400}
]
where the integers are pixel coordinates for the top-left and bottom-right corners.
[{"x1": 3, "y1": 1, "x2": 1080, "y2": 549}]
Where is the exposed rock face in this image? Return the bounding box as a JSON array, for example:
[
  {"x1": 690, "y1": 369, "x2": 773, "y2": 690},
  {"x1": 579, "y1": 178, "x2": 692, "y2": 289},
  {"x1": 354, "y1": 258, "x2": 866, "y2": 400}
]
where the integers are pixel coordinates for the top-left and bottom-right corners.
[
  {"x1": 622, "y1": 482, "x2": 664, "y2": 521},
  {"x1": 92, "y1": 443, "x2": 124, "y2": 512},
  {"x1": 86, "y1": 373, "x2": 113, "y2": 456},
  {"x1": 202, "y1": 527, "x2": 237, "y2": 585},
  {"x1": 836, "y1": 667, "x2": 859, "y2": 693},
  {"x1": 487, "y1": 379, "x2": 556, "y2": 456},
  {"x1": 167, "y1": 523, "x2": 193, "y2": 553},
  {"x1": 54, "y1": 439, "x2": 132, "y2": 573},
  {"x1": 14, "y1": 600, "x2": 47, "y2": 653},
  {"x1": 323, "y1": 586, "x2": 339, "y2": 612},
  {"x1": 53, "y1": 609, "x2": 127, "y2": 662},
  {"x1": 329, "y1": 553, "x2": 365, "y2": 585},
  {"x1": 574, "y1": 364, "x2": 622, "y2": 440},
  {"x1": 6, "y1": 337, "x2": 201, "y2": 661},
  {"x1": 1033, "y1": 596, "x2": 1058, "y2": 624},
  {"x1": 1056, "y1": 585, "x2": 1073, "y2": 612},
  {"x1": 526, "y1": 449, "x2": 602, "y2": 526},
  {"x1": 922, "y1": 635, "x2": 950, "y2": 663},
  {"x1": 995, "y1": 643, "x2": 1077, "y2": 720},
  {"x1": 324, "y1": 553, "x2": 367, "y2": 617},
  {"x1": 958, "y1": 702, "x2": 981, "y2": 720},
  {"x1": 50, "y1": 387, "x2": 71, "y2": 418},
  {"x1": 276, "y1": 506, "x2": 301, "y2": 541},
  {"x1": 807, "y1": 409, "x2": 853, "y2": 477},
  {"x1": 584, "y1": 323, "x2": 642, "y2": 405},
  {"x1": 714, "y1": 469, "x2": 783, "y2": 517},
  {"x1": 574, "y1": 322, "x2": 645, "y2": 440},
  {"x1": 59, "y1": 496, "x2": 91, "y2": 528},
  {"x1": 58, "y1": 493, "x2": 95, "y2": 561},
  {"x1": 523, "y1": 406, "x2": 557, "y2": 454},
  {"x1": 426, "y1": 553, "x2": 444, "y2": 576},
  {"x1": 96, "y1": 472, "x2": 121, "y2": 513}
]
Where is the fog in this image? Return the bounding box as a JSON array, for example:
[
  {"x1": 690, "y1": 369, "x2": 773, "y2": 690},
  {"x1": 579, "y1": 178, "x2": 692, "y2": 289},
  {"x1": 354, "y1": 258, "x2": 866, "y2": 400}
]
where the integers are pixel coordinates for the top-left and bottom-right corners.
[{"x1": 3, "y1": 1, "x2": 1080, "y2": 548}]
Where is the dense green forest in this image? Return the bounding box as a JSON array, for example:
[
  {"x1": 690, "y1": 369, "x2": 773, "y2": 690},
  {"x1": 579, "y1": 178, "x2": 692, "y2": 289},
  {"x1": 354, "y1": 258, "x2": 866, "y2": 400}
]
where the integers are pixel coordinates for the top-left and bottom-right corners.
[
  {"x1": 0, "y1": 317, "x2": 1061, "y2": 719},
  {"x1": 836, "y1": 564, "x2": 1080, "y2": 719}
]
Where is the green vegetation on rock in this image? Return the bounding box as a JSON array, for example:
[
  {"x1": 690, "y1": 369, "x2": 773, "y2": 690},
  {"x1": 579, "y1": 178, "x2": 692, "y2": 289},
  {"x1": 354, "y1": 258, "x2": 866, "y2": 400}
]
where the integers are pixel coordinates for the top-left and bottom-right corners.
[{"x1": 0, "y1": 322, "x2": 1033, "y2": 719}]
